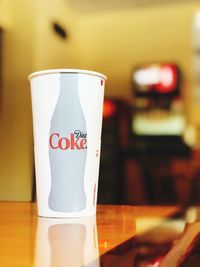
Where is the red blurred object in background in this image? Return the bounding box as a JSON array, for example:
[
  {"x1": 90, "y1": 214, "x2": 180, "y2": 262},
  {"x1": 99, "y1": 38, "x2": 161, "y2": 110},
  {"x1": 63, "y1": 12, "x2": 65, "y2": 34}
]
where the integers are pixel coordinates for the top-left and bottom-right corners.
[
  {"x1": 103, "y1": 99, "x2": 117, "y2": 118},
  {"x1": 156, "y1": 64, "x2": 178, "y2": 94}
]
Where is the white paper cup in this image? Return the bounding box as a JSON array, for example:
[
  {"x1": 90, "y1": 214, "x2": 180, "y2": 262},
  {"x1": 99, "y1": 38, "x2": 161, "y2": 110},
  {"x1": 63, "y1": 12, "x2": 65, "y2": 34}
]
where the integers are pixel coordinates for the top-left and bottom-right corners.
[{"x1": 28, "y1": 69, "x2": 106, "y2": 217}]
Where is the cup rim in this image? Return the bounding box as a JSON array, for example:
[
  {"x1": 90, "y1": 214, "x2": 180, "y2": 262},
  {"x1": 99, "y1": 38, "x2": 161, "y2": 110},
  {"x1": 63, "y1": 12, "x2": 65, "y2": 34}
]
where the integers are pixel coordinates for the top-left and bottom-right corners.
[{"x1": 28, "y1": 69, "x2": 107, "y2": 80}]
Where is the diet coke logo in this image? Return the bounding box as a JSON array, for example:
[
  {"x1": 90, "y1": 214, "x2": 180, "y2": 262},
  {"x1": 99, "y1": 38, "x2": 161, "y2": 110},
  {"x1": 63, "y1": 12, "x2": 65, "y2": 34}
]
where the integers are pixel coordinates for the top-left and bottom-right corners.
[{"x1": 50, "y1": 130, "x2": 87, "y2": 150}]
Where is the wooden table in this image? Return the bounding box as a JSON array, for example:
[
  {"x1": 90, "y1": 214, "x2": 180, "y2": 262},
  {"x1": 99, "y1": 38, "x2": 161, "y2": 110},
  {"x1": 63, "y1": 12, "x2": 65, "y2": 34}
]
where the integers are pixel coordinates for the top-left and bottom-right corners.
[{"x1": 0, "y1": 203, "x2": 184, "y2": 266}]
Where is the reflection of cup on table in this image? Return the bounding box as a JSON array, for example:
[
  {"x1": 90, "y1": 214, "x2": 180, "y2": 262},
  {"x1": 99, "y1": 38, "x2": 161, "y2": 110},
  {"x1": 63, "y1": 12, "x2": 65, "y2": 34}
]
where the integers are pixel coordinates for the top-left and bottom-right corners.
[
  {"x1": 28, "y1": 69, "x2": 106, "y2": 217},
  {"x1": 34, "y1": 217, "x2": 99, "y2": 267}
]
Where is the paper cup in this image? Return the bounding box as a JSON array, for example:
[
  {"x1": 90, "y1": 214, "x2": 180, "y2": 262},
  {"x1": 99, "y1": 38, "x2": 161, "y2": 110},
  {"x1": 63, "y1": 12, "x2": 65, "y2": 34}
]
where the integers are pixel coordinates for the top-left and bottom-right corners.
[{"x1": 28, "y1": 69, "x2": 106, "y2": 217}]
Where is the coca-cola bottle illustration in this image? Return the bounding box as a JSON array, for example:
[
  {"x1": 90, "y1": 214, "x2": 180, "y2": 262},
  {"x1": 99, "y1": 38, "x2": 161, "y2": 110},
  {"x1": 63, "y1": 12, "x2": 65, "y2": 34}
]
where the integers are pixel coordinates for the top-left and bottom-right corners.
[{"x1": 48, "y1": 74, "x2": 87, "y2": 212}]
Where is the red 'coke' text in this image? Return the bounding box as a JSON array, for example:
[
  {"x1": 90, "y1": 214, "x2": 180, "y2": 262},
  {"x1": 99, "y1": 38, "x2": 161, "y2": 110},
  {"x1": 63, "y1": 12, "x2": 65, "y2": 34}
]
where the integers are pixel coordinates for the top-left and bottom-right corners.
[{"x1": 50, "y1": 133, "x2": 87, "y2": 150}]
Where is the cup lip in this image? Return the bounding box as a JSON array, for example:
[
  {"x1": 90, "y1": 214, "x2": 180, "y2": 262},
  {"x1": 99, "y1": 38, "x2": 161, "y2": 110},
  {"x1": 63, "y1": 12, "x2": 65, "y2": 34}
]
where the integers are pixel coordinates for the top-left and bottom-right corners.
[{"x1": 28, "y1": 69, "x2": 107, "y2": 80}]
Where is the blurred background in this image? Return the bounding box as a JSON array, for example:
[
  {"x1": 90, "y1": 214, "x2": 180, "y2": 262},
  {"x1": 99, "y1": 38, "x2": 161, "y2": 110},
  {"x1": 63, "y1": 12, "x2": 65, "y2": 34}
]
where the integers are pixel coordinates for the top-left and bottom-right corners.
[{"x1": 1, "y1": 0, "x2": 200, "y2": 205}]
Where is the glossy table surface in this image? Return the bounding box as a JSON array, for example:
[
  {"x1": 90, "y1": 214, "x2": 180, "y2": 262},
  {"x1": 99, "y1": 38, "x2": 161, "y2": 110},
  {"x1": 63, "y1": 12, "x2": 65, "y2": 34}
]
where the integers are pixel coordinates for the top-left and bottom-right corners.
[{"x1": 0, "y1": 202, "x2": 199, "y2": 266}]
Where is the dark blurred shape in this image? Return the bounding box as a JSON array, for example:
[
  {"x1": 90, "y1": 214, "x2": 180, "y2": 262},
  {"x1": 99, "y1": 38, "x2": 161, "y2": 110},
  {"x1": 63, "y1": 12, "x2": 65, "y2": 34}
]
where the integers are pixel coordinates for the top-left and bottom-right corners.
[
  {"x1": 124, "y1": 62, "x2": 193, "y2": 205},
  {"x1": 98, "y1": 98, "x2": 132, "y2": 204},
  {"x1": 99, "y1": 209, "x2": 181, "y2": 266},
  {"x1": 160, "y1": 222, "x2": 200, "y2": 267},
  {"x1": 126, "y1": 138, "x2": 192, "y2": 205},
  {"x1": 99, "y1": 208, "x2": 200, "y2": 267},
  {"x1": 52, "y1": 22, "x2": 68, "y2": 40},
  {"x1": 179, "y1": 234, "x2": 200, "y2": 267}
]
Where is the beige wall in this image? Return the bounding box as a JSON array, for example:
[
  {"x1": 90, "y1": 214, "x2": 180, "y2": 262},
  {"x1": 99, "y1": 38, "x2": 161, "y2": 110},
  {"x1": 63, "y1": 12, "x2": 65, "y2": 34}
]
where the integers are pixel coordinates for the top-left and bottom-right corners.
[
  {"x1": 0, "y1": 0, "x2": 11, "y2": 27},
  {"x1": 33, "y1": 0, "x2": 80, "y2": 69},
  {"x1": 0, "y1": 0, "x2": 35, "y2": 200},
  {"x1": 0, "y1": 0, "x2": 79, "y2": 200}
]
